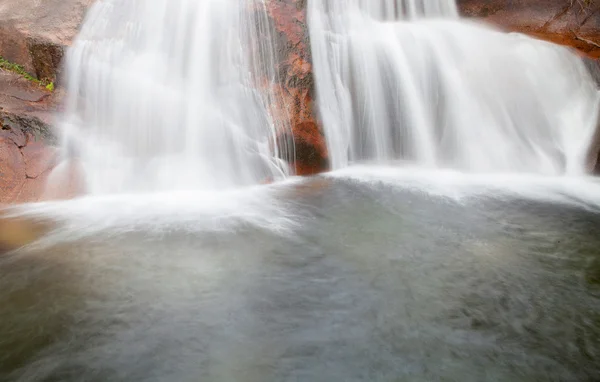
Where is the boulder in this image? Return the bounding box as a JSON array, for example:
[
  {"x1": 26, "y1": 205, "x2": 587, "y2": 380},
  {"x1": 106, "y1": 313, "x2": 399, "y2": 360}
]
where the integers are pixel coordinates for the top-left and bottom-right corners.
[{"x1": 0, "y1": 0, "x2": 94, "y2": 83}]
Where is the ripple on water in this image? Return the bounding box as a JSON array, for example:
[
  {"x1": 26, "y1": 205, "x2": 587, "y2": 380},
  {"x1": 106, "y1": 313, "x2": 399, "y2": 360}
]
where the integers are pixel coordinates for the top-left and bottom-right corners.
[{"x1": 0, "y1": 172, "x2": 599, "y2": 381}]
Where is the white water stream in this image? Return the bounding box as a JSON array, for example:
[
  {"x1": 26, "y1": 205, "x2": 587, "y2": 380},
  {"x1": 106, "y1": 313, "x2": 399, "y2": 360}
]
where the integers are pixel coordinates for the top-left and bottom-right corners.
[
  {"x1": 58, "y1": 0, "x2": 292, "y2": 194},
  {"x1": 309, "y1": 0, "x2": 600, "y2": 174},
  {"x1": 46, "y1": 0, "x2": 600, "y2": 200}
]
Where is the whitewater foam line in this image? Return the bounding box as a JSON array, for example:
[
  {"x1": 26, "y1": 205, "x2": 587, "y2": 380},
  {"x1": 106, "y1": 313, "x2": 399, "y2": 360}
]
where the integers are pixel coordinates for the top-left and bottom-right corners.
[
  {"x1": 325, "y1": 165, "x2": 600, "y2": 210},
  {"x1": 3, "y1": 183, "x2": 303, "y2": 250}
]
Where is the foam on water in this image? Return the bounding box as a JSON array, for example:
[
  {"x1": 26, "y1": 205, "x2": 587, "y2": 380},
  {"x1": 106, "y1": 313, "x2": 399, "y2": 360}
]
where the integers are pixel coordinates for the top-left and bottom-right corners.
[
  {"x1": 326, "y1": 165, "x2": 600, "y2": 211},
  {"x1": 5, "y1": 183, "x2": 300, "y2": 249}
]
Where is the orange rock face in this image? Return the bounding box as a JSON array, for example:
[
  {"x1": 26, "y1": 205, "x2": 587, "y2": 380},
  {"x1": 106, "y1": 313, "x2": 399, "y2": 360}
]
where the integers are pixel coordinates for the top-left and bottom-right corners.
[
  {"x1": 0, "y1": 0, "x2": 94, "y2": 83},
  {"x1": 457, "y1": 0, "x2": 600, "y2": 58},
  {"x1": 0, "y1": 70, "x2": 61, "y2": 204},
  {"x1": 263, "y1": 0, "x2": 329, "y2": 176},
  {"x1": 0, "y1": 126, "x2": 59, "y2": 204}
]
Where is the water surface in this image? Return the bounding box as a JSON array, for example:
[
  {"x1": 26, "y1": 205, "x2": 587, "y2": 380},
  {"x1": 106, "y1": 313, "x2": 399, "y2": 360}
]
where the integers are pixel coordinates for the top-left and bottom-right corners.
[{"x1": 1, "y1": 169, "x2": 600, "y2": 381}]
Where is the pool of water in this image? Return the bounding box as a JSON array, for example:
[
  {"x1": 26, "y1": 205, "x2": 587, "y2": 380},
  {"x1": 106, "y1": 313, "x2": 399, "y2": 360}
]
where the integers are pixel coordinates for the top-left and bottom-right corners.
[{"x1": 1, "y1": 167, "x2": 599, "y2": 381}]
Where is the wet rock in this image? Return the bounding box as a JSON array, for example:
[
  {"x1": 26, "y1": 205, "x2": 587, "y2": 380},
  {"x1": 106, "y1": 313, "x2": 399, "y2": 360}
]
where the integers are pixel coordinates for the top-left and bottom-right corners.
[
  {"x1": 278, "y1": 121, "x2": 329, "y2": 176},
  {"x1": 22, "y1": 142, "x2": 58, "y2": 179},
  {"x1": 0, "y1": 127, "x2": 59, "y2": 204},
  {"x1": 0, "y1": 111, "x2": 56, "y2": 146},
  {"x1": 0, "y1": 0, "x2": 94, "y2": 83},
  {"x1": 264, "y1": 0, "x2": 329, "y2": 176},
  {"x1": 42, "y1": 159, "x2": 86, "y2": 201},
  {"x1": 457, "y1": 0, "x2": 600, "y2": 58},
  {"x1": 0, "y1": 136, "x2": 26, "y2": 204},
  {"x1": 0, "y1": 70, "x2": 60, "y2": 203}
]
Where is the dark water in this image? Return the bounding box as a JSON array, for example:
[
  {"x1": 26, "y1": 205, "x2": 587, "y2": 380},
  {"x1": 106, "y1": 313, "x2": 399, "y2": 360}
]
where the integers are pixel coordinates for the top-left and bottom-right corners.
[{"x1": 1, "y1": 172, "x2": 600, "y2": 381}]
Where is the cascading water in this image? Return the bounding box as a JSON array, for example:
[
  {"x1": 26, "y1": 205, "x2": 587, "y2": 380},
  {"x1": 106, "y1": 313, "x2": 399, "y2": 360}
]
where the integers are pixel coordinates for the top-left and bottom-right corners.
[
  {"x1": 58, "y1": 0, "x2": 291, "y2": 194},
  {"x1": 309, "y1": 0, "x2": 600, "y2": 175}
]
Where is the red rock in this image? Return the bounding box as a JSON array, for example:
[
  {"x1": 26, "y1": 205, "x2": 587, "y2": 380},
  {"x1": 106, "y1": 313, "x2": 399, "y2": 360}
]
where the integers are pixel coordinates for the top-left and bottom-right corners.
[
  {"x1": 0, "y1": 136, "x2": 26, "y2": 204},
  {"x1": 42, "y1": 159, "x2": 86, "y2": 201},
  {"x1": 0, "y1": 0, "x2": 94, "y2": 82},
  {"x1": 14, "y1": 168, "x2": 52, "y2": 204},
  {"x1": 0, "y1": 69, "x2": 61, "y2": 204},
  {"x1": 263, "y1": 0, "x2": 330, "y2": 176},
  {"x1": 0, "y1": 120, "x2": 26, "y2": 147},
  {"x1": 22, "y1": 141, "x2": 58, "y2": 179},
  {"x1": 290, "y1": 121, "x2": 329, "y2": 175},
  {"x1": 457, "y1": 0, "x2": 600, "y2": 58}
]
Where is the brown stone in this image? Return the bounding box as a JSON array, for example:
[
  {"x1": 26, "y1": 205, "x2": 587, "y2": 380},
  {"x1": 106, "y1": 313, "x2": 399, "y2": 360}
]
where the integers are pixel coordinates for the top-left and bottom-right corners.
[
  {"x1": 0, "y1": 70, "x2": 61, "y2": 135},
  {"x1": 0, "y1": 0, "x2": 94, "y2": 82},
  {"x1": 0, "y1": 117, "x2": 27, "y2": 147},
  {"x1": 42, "y1": 160, "x2": 86, "y2": 201},
  {"x1": 0, "y1": 69, "x2": 61, "y2": 203},
  {"x1": 457, "y1": 0, "x2": 600, "y2": 58},
  {"x1": 264, "y1": 0, "x2": 329, "y2": 176},
  {"x1": 290, "y1": 121, "x2": 329, "y2": 175},
  {"x1": 22, "y1": 141, "x2": 58, "y2": 179},
  {"x1": 0, "y1": 136, "x2": 26, "y2": 204}
]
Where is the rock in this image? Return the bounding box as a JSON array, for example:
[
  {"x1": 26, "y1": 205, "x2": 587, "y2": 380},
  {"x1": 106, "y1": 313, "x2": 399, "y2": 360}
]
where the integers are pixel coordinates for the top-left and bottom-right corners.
[
  {"x1": 0, "y1": 111, "x2": 56, "y2": 146},
  {"x1": 0, "y1": 70, "x2": 61, "y2": 136},
  {"x1": 0, "y1": 0, "x2": 94, "y2": 83},
  {"x1": 22, "y1": 142, "x2": 58, "y2": 179},
  {"x1": 457, "y1": 0, "x2": 600, "y2": 58},
  {"x1": 0, "y1": 128, "x2": 59, "y2": 204},
  {"x1": 0, "y1": 136, "x2": 26, "y2": 204},
  {"x1": 264, "y1": 0, "x2": 329, "y2": 176},
  {"x1": 0, "y1": 70, "x2": 60, "y2": 203},
  {"x1": 42, "y1": 159, "x2": 86, "y2": 201},
  {"x1": 289, "y1": 121, "x2": 329, "y2": 175}
]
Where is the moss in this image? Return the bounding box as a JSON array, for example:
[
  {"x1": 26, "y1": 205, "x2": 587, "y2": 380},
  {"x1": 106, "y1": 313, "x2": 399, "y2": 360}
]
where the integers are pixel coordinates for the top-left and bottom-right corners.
[{"x1": 0, "y1": 56, "x2": 54, "y2": 92}]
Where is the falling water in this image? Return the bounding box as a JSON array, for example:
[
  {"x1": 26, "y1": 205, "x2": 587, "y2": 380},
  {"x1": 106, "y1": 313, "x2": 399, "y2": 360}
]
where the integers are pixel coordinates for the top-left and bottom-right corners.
[
  {"x1": 58, "y1": 0, "x2": 291, "y2": 194},
  {"x1": 309, "y1": 0, "x2": 600, "y2": 174}
]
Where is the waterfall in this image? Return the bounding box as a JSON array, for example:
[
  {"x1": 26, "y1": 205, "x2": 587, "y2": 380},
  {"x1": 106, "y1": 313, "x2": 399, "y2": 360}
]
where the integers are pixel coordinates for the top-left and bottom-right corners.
[
  {"x1": 309, "y1": 0, "x2": 600, "y2": 175},
  {"x1": 58, "y1": 0, "x2": 291, "y2": 194}
]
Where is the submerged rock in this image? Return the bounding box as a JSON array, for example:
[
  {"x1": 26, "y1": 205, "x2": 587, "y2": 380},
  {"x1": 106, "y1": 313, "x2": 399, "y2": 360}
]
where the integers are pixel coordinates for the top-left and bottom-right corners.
[{"x1": 0, "y1": 210, "x2": 51, "y2": 254}]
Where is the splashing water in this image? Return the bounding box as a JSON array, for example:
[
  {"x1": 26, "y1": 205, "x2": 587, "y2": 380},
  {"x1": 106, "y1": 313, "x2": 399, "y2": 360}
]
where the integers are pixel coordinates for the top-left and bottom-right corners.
[
  {"x1": 309, "y1": 0, "x2": 600, "y2": 175},
  {"x1": 58, "y1": 0, "x2": 292, "y2": 194}
]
